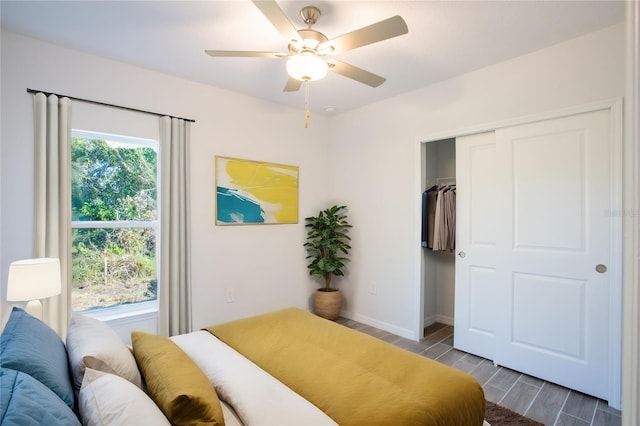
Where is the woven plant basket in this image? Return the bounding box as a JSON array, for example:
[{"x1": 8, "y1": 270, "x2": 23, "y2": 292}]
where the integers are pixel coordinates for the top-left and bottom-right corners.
[{"x1": 314, "y1": 289, "x2": 342, "y2": 320}]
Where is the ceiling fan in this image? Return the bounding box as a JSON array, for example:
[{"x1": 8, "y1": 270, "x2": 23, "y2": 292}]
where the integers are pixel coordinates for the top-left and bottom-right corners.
[{"x1": 205, "y1": 0, "x2": 409, "y2": 92}]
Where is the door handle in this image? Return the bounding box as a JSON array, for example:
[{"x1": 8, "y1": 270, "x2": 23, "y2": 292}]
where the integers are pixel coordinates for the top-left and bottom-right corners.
[
  {"x1": 458, "y1": 251, "x2": 466, "y2": 258},
  {"x1": 595, "y1": 264, "x2": 607, "y2": 273}
]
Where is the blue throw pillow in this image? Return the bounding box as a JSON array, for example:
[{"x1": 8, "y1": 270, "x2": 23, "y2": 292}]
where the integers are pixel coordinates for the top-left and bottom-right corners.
[
  {"x1": 0, "y1": 307, "x2": 74, "y2": 409},
  {"x1": 0, "y1": 368, "x2": 80, "y2": 425}
]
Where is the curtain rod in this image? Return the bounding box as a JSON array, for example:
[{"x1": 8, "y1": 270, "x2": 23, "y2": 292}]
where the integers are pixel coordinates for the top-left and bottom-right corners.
[{"x1": 26, "y1": 88, "x2": 195, "y2": 123}]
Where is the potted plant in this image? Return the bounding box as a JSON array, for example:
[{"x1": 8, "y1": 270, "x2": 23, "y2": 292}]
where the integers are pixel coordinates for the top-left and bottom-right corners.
[{"x1": 304, "y1": 204, "x2": 352, "y2": 320}]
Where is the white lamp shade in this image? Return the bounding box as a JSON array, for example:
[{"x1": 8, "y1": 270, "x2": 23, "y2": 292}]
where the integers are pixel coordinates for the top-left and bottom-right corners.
[
  {"x1": 286, "y1": 54, "x2": 328, "y2": 82},
  {"x1": 7, "y1": 258, "x2": 62, "y2": 302}
]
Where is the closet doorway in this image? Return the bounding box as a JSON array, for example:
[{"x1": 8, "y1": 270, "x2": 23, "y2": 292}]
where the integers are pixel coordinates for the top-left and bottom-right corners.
[
  {"x1": 421, "y1": 139, "x2": 457, "y2": 328},
  {"x1": 418, "y1": 100, "x2": 622, "y2": 407}
]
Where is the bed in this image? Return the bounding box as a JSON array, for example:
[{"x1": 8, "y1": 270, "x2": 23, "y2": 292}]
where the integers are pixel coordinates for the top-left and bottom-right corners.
[{"x1": 0, "y1": 306, "x2": 487, "y2": 425}]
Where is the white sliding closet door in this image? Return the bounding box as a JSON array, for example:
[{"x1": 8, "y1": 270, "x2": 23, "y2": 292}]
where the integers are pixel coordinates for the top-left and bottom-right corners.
[
  {"x1": 454, "y1": 108, "x2": 615, "y2": 401},
  {"x1": 454, "y1": 132, "x2": 500, "y2": 361}
]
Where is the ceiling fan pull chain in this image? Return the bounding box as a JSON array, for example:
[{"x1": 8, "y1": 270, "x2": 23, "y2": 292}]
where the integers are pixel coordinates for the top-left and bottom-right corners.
[{"x1": 304, "y1": 80, "x2": 311, "y2": 128}]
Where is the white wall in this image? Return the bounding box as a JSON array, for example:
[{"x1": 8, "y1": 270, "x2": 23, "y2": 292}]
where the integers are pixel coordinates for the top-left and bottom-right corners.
[
  {"x1": 328, "y1": 23, "x2": 625, "y2": 339},
  {"x1": 0, "y1": 30, "x2": 331, "y2": 330}
]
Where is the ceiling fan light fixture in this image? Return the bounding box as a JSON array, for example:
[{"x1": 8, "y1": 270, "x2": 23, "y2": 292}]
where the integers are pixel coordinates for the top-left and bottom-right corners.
[
  {"x1": 286, "y1": 53, "x2": 328, "y2": 81},
  {"x1": 303, "y1": 38, "x2": 321, "y2": 49}
]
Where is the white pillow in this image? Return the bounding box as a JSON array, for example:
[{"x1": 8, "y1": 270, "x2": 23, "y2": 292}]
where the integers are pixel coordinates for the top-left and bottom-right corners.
[
  {"x1": 66, "y1": 314, "x2": 142, "y2": 391},
  {"x1": 79, "y1": 368, "x2": 170, "y2": 426}
]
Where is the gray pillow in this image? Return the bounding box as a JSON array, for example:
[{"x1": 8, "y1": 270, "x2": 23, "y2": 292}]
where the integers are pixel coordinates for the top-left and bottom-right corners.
[{"x1": 66, "y1": 314, "x2": 142, "y2": 391}]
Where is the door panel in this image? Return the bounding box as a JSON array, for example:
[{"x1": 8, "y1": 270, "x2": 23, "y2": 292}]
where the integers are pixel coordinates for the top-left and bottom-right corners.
[
  {"x1": 468, "y1": 266, "x2": 498, "y2": 336},
  {"x1": 454, "y1": 109, "x2": 613, "y2": 400},
  {"x1": 512, "y1": 272, "x2": 586, "y2": 359},
  {"x1": 511, "y1": 129, "x2": 585, "y2": 251},
  {"x1": 469, "y1": 143, "x2": 500, "y2": 247},
  {"x1": 454, "y1": 132, "x2": 500, "y2": 360},
  {"x1": 496, "y1": 109, "x2": 611, "y2": 399}
]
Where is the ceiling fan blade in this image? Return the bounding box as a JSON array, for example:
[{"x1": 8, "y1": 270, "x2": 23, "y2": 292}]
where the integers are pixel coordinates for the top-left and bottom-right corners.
[
  {"x1": 327, "y1": 60, "x2": 386, "y2": 88},
  {"x1": 283, "y1": 77, "x2": 303, "y2": 92},
  {"x1": 320, "y1": 15, "x2": 408, "y2": 54},
  {"x1": 205, "y1": 50, "x2": 284, "y2": 58},
  {"x1": 252, "y1": 0, "x2": 301, "y2": 43}
]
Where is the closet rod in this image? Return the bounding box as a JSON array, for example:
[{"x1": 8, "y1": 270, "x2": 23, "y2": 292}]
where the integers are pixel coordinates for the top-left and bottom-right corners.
[{"x1": 26, "y1": 88, "x2": 196, "y2": 123}]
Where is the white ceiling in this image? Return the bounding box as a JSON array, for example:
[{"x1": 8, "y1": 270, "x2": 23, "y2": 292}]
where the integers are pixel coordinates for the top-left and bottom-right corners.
[{"x1": 0, "y1": 1, "x2": 625, "y2": 115}]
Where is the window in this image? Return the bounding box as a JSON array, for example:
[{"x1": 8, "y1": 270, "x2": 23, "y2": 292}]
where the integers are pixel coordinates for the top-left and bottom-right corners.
[{"x1": 71, "y1": 130, "x2": 159, "y2": 313}]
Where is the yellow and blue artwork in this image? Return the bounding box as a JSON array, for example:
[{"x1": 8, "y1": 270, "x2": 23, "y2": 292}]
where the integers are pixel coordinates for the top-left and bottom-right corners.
[{"x1": 215, "y1": 156, "x2": 299, "y2": 225}]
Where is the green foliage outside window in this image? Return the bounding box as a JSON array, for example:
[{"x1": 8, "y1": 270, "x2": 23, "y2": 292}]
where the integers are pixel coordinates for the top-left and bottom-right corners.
[
  {"x1": 71, "y1": 137, "x2": 158, "y2": 311},
  {"x1": 72, "y1": 138, "x2": 157, "y2": 221}
]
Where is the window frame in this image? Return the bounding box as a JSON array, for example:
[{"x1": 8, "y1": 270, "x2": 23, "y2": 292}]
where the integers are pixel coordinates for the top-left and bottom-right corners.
[{"x1": 70, "y1": 129, "x2": 160, "y2": 317}]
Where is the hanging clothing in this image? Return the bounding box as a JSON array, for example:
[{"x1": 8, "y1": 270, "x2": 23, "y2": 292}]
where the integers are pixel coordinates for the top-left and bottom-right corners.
[
  {"x1": 432, "y1": 187, "x2": 445, "y2": 250},
  {"x1": 421, "y1": 184, "x2": 456, "y2": 252},
  {"x1": 447, "y1": 186, "x2": 456, "y2": 251},
  {"x1": 421, "y1": 186, "x2": 439, "y2": 248},
  {"x1": 421, "y1": 191, "x2": 428, "y2": 247},
  {"x1": 441, "y1": 187, "x2": 456, "y2": 251}
]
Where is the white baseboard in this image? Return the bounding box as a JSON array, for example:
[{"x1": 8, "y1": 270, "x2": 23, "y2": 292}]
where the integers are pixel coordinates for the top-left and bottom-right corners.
[
  {"x1": 435, "y1": 314, "x2": 454, "y2": 326},
  {"x1": 342, "y1": 310, "x2": 415, "y2": 340},
  {"x1": 424, "y1": 314, "x2": 454, "y2": 328},
  {"x1": 423, "y1": 314, "x2": 436, "y2": 328}
]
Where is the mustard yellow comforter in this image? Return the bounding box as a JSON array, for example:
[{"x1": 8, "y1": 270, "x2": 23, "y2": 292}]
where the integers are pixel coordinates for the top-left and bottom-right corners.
[{"x1": 206, "y1": 307, "x2": 485, "y2": 426}]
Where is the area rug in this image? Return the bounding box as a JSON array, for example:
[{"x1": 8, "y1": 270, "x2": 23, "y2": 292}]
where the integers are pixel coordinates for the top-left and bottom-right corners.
[{"x1": 485, "y1": 401, "x2": 544, "y2": 425}]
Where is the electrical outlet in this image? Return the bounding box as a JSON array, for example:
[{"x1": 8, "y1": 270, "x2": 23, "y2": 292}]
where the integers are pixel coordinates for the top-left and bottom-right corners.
[
  {"x1": 226, "y1": 288, "x2": 235, "y2": 303},
  {"x1": 370, "y1": 283, "x2": 377, "y2": 295}
]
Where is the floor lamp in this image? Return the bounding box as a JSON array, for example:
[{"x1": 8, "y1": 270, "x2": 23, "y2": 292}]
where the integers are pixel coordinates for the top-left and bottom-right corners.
[{"x1": 7, "y1": 258, "x2": 62, "y2": 320}]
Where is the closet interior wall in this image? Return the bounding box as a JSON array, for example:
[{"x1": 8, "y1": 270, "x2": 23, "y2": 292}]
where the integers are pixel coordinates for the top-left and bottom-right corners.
[{"x1": 422, "y1": 138, "x2": 456, "y2": 330}]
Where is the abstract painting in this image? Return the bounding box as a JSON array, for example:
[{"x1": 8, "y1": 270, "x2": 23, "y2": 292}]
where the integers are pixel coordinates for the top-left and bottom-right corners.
[{"x1": 215, "y1": 156, "x2": 299, "y2": 225}]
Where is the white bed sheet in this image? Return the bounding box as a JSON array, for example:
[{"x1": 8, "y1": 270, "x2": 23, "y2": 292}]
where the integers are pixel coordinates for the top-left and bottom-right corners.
[
  {"x1": 171, "y1": 331, "x2": 337, "y2": 426},
  {"x1": 220, "y1": 400, "x2": 244, "y2": 426}
]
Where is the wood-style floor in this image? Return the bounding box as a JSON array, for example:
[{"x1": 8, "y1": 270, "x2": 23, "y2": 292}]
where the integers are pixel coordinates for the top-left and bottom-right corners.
[{"x1": 336, "y1": 318, "x2": 622, "y2": 426}]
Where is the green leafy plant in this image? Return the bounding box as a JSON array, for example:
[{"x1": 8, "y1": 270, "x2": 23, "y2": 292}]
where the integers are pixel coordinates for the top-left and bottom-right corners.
[
  {"x1": 304, "y1": 205, "x2": 352, "y2": 291},
  {"x1": 70, "y1": 137, "x2": 158, "y2": 310}
]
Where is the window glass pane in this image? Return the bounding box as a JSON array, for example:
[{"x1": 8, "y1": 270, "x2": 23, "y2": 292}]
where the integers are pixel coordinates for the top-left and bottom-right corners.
[
  {"x1": 71, "y1": 227, "x2": 157, "y2": 311},
  {"x1": 71, "y1": 137, "x2": 157, "y2": 222}
]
